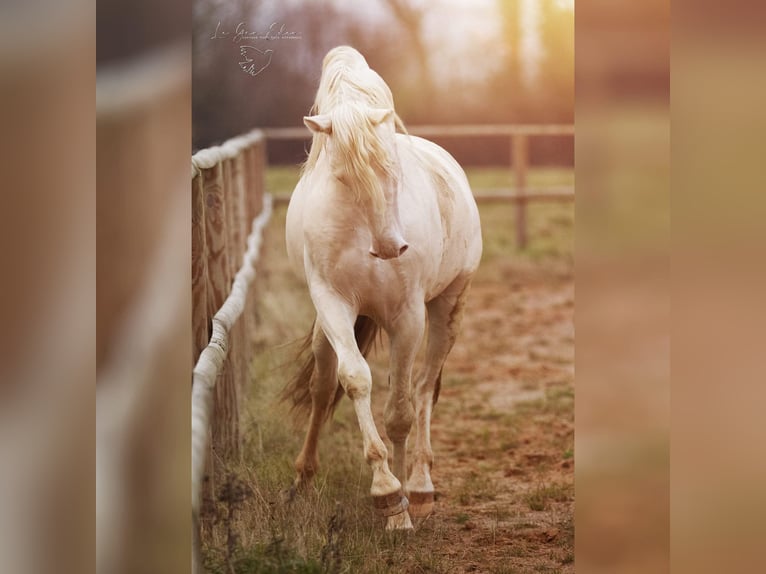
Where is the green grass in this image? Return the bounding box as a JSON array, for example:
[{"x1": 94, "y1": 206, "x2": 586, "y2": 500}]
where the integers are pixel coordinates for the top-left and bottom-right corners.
[
  {"x1": 463, "y1": 166, "x2": 573, "y2": 190},
  {"x1": 478, "y1": 201, "x2": 573, "y2": 266},
  {"x1": 265, "y1": 166, "x2": 302, "y2": 195}
]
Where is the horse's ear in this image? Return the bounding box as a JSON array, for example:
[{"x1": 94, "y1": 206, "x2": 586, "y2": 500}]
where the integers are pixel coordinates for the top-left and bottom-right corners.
[
  {"x1": 367, "y1": 107, "x2": 394, "y2": 126},
  {"x1": 304, "y1": 115, "x2": 332, "y2": 134}
]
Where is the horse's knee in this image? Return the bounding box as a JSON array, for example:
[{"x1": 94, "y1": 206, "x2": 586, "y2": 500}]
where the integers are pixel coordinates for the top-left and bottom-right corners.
[
  {"x1": 365, "y1": 438, "x2": 388, "y2": 464},
  {"x1": 338, "y1": 358, "x2": 371, "y2": 400}
]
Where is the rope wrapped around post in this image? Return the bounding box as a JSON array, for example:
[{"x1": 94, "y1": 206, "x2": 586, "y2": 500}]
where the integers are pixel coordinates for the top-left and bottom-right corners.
[{"x1": 191, "y1": 192, "x2": 272, "y2": 517}]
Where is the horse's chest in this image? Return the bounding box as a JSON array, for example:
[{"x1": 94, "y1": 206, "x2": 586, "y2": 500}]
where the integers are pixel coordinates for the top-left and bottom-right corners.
[{"x1": 313, "y1": 251, "x2": 411, "y2": 312}]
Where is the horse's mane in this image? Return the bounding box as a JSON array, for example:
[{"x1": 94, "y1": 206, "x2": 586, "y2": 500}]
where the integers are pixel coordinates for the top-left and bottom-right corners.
[{"x1": 302, "y1": 46, "x2": 407, "y2": 210}]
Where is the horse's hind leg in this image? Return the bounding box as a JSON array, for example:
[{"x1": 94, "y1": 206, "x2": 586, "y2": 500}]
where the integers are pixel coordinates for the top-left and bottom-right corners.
[
  {"x1": 407, "y1": 277, "x2": 472, "y2": 518},
  {"x1": 293, "y1": 321, "x2": 338, "y2": 492}
]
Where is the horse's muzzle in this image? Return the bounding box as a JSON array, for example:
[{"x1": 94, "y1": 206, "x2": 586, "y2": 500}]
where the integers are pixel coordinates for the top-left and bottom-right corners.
[{"x1": 369, "y1": 242, "x2": 409, "y2": 260}]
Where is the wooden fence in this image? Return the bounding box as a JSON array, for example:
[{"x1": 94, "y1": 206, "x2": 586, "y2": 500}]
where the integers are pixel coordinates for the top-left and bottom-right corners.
[
  {"x1": 264, "y1": 124, "x2": 574, "y2": 248},
  {"x1": 190, "y1": 130, "x2": 272, "y2": 574}
]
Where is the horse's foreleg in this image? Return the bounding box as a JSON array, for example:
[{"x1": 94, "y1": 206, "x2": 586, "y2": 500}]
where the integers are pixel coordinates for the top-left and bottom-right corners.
[
  {"x1": 338, "y1": 348, "x2": 413, "y2": 530},
  {"x1": 311, "y1": 287, "x2": 412, "y2": 529},
  {"x1": 293, "y1": 321, "x2": 338, "y2": 492},
  {"x1": 408, "y1": 278, "x2": 472, "y2": 518},
  {"x1": 384, "y1": 305, "x2": 426, "y2": 488}
]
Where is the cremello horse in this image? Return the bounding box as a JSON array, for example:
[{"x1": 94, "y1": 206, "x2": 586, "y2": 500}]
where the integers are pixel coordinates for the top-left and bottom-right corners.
[{"x1": 283, "y1": 46, "x2": 482, "y2": 530}]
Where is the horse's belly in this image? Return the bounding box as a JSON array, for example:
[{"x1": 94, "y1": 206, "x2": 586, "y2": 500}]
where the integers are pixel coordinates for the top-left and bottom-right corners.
[{"x1": 419, "y1": 204, "x2": 482, "y2": 301}]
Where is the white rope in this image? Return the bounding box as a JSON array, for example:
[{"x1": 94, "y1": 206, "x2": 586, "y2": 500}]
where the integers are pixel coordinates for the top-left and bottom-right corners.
[
  {"x1": 191, "y1": 130, "x2": 265, "y2": 178},
  {"x1": 190, "y1": 192, "x2": 273, "y2": 515}
]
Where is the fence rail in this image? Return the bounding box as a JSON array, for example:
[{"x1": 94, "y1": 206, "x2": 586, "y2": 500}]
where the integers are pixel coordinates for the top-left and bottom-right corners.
[{"x1": 263, "y1": 124, "x2": 574, "y2": 248}]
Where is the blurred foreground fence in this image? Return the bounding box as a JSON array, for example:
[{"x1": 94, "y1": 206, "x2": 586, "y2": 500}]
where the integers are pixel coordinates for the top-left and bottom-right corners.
[
  {"x1": 190, "y1": 130, "x2": 273, "y2": 573},
  {"x1": 264, "y1": 124, "x2": 574, "y2": 248},
  {"x1": 97, "y1": 44, "x2": 191, "y2": 574}
]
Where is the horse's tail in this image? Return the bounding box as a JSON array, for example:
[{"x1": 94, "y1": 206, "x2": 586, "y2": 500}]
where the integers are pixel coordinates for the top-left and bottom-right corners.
[{"x1": 281, "y1": 316, "x2": 380, "y2": 423}]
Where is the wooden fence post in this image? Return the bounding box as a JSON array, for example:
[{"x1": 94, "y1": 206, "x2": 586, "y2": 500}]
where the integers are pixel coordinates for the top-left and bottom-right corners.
[
  {"x1": 192, "y1": 174, "x2": 209, "y2": 366},
  {"x1": 513, "y1": 134, "x2": 529, "y2": 249},
  {"x1": 202, "y1": 163, "x2": 239, "y2": 458}
]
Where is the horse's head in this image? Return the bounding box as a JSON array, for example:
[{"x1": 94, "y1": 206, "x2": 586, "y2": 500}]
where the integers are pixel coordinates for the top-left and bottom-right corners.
[{"x1": 304, "y1": 105, "x2": 408, "y2": 260}]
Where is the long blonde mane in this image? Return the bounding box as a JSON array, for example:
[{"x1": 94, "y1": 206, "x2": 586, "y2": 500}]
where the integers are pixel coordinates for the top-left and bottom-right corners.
[{"x1": 303, "y1": 47, "x2": 407, "y2": 210}]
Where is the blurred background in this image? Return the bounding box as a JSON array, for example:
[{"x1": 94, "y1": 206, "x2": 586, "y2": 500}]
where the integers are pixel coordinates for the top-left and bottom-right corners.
[
  {"x1": 193, "y1": 0, "x2": 573, "y2": 166},
  {"x1": 574, "y1": 1, "x2": 669, "y2": 573}
]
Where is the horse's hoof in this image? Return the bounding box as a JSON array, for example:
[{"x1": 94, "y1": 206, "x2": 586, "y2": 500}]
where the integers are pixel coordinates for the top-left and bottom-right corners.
[
  {"x1": 407, "y1": 491, "x2": 434, "y2": 518},
  {"x1": 372, "y1": 489, "x2": 409, "y2": 517},
  {"x1": 385, "y1": 510, "x2": 414, "y2": 531}
]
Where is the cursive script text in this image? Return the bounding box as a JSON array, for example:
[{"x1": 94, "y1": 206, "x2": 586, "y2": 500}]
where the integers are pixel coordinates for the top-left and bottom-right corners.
[{"x1": 211, "y1": 21, "x2": 302, "y2": 43}]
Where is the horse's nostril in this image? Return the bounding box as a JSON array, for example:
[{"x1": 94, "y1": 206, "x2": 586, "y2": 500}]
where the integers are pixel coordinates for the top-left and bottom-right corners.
[
  {"x1": 369, "y1": 250, "x2": 381, "y2": 258},
  {"x1": 398, "y1": 244, "x2": 409, "y2": 256}
]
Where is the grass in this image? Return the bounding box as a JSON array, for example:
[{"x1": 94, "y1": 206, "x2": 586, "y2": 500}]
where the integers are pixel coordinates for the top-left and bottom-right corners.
[
  {"x1": 463, "y1": 167, "x2": 574, "y2": 190},
  {"x1": 205, "y1": 543, "x2": 324, "y2": 574},
  {"x1": 455, "y1": 513, "x2": 471, "y2": 525},
  {"x1": 199, "y1": 165, "x2": 575, "y2": 572},
  {"x1": 524, "y1": 483, "x2": 573, "y2": 512},
  {"x1": 455, "y1": 471, "x2": 499, "y2": 505},
  {"x1": 514, "y1": 385, "x2": 575, "y2": 419},
  {"x1": 265, "y1": 166, "x2": 302, "y2": 195}
]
